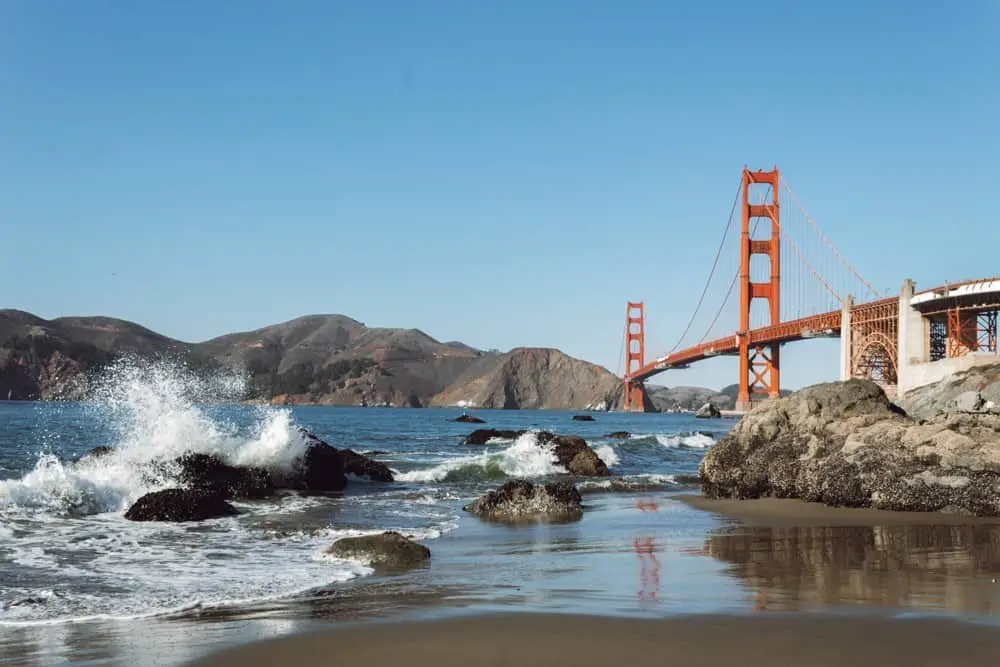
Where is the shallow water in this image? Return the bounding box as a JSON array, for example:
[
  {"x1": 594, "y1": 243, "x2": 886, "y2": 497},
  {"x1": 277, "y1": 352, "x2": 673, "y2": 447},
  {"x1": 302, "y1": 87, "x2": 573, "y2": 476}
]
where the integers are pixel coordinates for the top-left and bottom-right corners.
[{"x1": 3, "y1": 361, "x2": 1000, "y2": 666}]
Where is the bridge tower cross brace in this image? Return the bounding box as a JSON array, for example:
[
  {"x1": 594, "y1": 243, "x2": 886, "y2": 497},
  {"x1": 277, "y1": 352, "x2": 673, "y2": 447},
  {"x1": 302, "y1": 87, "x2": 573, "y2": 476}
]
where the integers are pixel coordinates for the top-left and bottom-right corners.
[{"x1": 737, "y1": 167, "x2": 781, "y2": 411}]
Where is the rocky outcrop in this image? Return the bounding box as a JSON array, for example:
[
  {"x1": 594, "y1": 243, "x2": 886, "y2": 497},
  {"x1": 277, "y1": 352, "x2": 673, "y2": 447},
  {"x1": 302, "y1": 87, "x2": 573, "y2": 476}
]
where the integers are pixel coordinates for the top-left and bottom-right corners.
[
  {"x1": 899, "y1": 361, "x2": 1000, "y2": 420},
  {"x1": 326, "y1": 531, "x2": 430, "y2": 572},
  {"x1": 606, "y1": 431, "x2": 630, "y2": 439},
  {"x1": 537, "y1": 432, "x2": 612, "y2": 477},
  {"x1": 700, "y1": 378, "x2": 1000, "y2": 515},
  {"x1": 430, "y1": 347, "x2": 621, "y2": 411},
  {"x1": 464, "y1": 480, "x2": 583, "y2": 521},
  {"x1": 296, "y1": 429, "x2": 393, "y2": 484},
  {"x1": 572, "y1": 414, "x2": 595, "y2": 421},
  {"x1": 124, "y1": 489, "x2": 238, "y2": 522},
  {"x1": 695, "y1": 402, "x2": 721, "y2": 418},
  {"x1": 175, "y1": 453, "x2": 275, "y2": 500}
]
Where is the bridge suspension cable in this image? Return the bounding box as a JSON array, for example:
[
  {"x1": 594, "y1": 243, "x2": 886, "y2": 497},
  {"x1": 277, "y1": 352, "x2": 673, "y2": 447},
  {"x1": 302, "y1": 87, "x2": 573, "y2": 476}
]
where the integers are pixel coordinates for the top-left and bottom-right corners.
[
  {"x1": 781, "y1": 176, "x2": 881, "y2": 300},
  {"x1": 666, "y1": 178, "x2": 742, "y2": 354}
]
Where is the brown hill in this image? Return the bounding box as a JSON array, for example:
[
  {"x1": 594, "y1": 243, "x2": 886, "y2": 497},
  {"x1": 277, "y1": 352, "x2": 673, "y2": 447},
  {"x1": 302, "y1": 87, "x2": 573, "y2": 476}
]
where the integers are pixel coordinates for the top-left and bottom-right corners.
[{"x1": 0, "y1": 310, "x2": 653, "y2": 410}]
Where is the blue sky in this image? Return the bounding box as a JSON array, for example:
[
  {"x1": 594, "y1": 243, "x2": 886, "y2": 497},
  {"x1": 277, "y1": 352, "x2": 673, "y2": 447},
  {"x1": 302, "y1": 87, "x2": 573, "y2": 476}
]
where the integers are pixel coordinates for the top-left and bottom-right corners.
[{"x1": 2, "y1": 1, "x2": 998, "y2": 391}]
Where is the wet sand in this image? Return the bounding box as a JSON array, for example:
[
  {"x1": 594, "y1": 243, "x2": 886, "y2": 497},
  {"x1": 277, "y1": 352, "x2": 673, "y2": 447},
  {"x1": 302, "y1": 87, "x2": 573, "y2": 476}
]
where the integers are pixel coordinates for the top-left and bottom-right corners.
[
  {"x1": 186, "y1": 612, "x2": 1000, "y2": 666},
  {"x1": 678, "y1": 494, "x2": 1000, "y2": 525}
]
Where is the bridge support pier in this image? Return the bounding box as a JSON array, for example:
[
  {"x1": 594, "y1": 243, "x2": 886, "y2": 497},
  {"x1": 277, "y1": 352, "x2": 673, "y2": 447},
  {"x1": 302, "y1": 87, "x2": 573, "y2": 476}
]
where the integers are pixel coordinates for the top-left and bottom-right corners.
[
  {"x1": 840, "y1": 295, "x2": 854, "y2": 381},
  {"x1": 623, "y1": 381, "x2": 651, "y2": 412}
]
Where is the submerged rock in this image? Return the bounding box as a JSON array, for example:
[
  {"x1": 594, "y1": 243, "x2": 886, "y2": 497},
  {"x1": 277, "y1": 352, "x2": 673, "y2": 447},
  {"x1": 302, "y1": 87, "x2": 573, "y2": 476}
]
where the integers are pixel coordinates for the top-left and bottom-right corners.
[
  {"x1": 124, "y1": 489, "x2": 238, "y2": 522},
  {"x1": 462, "y1": 428, "x2": 524, "y2": 445},
  {"x1": 326, "y1": 531, "x2": 430, "y2": 571},
  {"x1": 462, "y1": 429, "x2": 610, "y2": 476},
  {"x1": 606, "y1": 431, "x2": 630, "y2": 439},
  {"x1": 695, "y1": 402, "x2": 721, "y2": 419},
  {"x1": 175, "y1": 453, "x2": 275, "y2": 500},
  {"x1": 700, "y1": 378, "x2": 1000, "y2": 515},
  {"x1": 453, "y1": 414, "x2": 486, "y2": 424},
  {"x1": 572, "y1": 414, "x2": 595, "y2": 421},
  {"x1": 71, "y1": 445, "x2": 115, "y2": 466},
  {"x1": 464, "y1": 480, "x2": 583, "y2": 521}
]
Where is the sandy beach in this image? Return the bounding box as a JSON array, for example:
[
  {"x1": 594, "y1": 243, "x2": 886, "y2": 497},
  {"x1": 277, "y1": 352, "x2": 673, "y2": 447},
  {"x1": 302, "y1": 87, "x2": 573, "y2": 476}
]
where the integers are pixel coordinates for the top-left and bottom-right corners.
[{"x1": 186, "y1": 611, "x2": 1000, "y2": 667}]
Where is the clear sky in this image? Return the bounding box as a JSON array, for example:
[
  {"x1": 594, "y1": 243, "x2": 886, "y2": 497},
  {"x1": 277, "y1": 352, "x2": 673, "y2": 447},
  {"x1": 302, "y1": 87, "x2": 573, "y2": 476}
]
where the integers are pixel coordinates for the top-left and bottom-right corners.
[{"x1": 2, "y1": 1, "x2": 998, "y2": 391}]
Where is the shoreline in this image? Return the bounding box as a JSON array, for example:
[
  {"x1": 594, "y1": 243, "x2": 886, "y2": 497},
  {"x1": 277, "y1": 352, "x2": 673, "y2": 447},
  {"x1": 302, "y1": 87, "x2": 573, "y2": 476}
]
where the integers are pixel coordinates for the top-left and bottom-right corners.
[
  {"x1": 186, "y1": 611, "x2": 1000, "y2": 667},
  {"x1": 677, "y1": 494, "x2": 1000, "y2": 525}
]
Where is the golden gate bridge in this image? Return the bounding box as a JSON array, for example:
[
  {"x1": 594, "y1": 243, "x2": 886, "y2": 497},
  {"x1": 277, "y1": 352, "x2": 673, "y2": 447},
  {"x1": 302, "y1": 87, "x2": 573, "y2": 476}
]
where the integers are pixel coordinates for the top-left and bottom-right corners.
[{"x1": 621, "y1": 166, "x2": 1000, "y2": 412}]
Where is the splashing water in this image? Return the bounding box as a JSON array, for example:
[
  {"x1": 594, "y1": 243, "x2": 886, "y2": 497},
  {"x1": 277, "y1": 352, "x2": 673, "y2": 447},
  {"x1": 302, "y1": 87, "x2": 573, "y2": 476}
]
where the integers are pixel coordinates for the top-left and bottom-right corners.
[
  {"x1": 394, "y1": 431, "x2": 568, "y2": 483},
  {"x1": 0, "y1": 357, "x2": 309, "y2": 517}
]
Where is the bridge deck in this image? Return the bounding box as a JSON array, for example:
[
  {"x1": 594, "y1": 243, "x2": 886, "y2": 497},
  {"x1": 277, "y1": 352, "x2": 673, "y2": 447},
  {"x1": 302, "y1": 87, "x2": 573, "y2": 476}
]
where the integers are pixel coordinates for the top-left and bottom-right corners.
[{"x1": 629, "y1": 310, "x2": 856, "y2": 383}]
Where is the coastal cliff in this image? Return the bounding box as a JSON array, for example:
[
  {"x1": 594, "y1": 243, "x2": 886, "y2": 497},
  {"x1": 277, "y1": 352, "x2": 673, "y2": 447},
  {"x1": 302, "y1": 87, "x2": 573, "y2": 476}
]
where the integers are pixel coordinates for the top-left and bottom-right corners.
[{"x1": 430, "y1": 347, "x2": 621, "y2": 410}]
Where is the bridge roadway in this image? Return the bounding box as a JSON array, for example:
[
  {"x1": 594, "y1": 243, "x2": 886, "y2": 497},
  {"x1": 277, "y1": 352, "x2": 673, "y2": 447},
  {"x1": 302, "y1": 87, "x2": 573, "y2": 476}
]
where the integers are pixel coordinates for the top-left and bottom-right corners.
[{"x1": 629, "y1": 277, "x2": 1000, "y2": 386}]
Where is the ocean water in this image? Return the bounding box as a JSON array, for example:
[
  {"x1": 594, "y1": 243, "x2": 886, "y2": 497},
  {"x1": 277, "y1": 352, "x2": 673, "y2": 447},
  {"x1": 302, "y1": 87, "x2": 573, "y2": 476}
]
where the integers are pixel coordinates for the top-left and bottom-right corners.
[{"x1": 4, "y1": 359, "x2": 1000, "y2": 667}]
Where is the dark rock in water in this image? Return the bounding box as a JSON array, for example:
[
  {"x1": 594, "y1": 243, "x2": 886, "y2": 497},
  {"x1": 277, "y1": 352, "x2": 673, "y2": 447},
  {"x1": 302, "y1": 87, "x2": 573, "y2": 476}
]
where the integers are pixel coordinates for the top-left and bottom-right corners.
[
  {"x1": 297, "y1": 439, "x2": 349, "y2": 492},
  {"x1": 606, "y1": 431, "x2": 630, "y2": 439},
  {"x1": 340, "y1": 448, "x2": 394, "y2": 482},
  {"x1": 536, "y1": 431, "x2": 611, "y2": 477},
  {"x1": 695, "y1": 402, "x2": 721, "y2": 419},
  {"x1": 124, "y1": 488, "x2": 238, "y2": 522},
  {"x1": 453, "y1": 413, "x2": 486, "y2": 424},
  {"x1": 175, "y1": 453, "x2": 275, "y2": 500},
  {"x1": 326, "y1": 531, "x2": 430, "y2": 572},
  {"x1": 572, "y1": 414, "x2": 595, "y2": 421},
  {"x1": 464, "y1": 479, "x2": 583, "y2": 521},
  {"x1": 72, "y1": 445, "x2": 114, "y2": 465},
  {"x1": 294, "y1": 428, "x2": 391, "y2": 485},
  {"x1": 462, "y1": 428, "x2": 525, "y2": 445},
  {"x1": 699, "y1": 378, "x2": 1000, "y2": 515}
]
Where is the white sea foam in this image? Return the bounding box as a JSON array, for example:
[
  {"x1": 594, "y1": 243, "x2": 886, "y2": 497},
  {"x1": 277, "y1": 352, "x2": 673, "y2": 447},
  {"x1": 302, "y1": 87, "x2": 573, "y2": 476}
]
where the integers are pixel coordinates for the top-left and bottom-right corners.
[
  {"x1": 594, "y1": 444, "x2": 620, "y2": 467},
  {"x1": 576, "y1": 474, "x2": 679, "y2": 492},
  {"x1": 394, "y1": 431, "x2": 567, "y2": 483},
  {"x1": 655, "y1": 433, "x2": 715, "y2": 449},
  {"x1": 0, "y1": 358, "x2": 308, "y2": 517}
]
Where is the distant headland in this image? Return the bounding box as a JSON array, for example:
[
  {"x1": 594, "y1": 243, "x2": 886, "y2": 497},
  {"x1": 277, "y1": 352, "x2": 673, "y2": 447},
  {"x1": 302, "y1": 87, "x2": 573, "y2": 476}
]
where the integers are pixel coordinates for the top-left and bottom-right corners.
[{"x1": 0, "y1": 309, "x2": 736, "y2": 411}]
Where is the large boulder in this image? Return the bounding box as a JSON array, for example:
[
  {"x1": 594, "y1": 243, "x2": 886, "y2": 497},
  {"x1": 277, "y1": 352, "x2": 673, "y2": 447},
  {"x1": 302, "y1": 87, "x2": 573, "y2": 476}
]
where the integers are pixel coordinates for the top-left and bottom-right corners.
[
  {"x1": 699, "y1": 378, "x2": 1000, "y2": 515},
  {"x1": 124, "y1": 489, "x2": 238, "y2": 522},
  {"x1": 537, "y1": 432, "x2": 611, "y2": 476},
  {"x1": 175, "y1": 453, "x2": 275, "y2": 500},
  {"x1": 464, "y1": 479, "x2": 583, "y2": 521},
  {"x1": 695, "y1": 402, "x2": 721, "y2": 419},
  {"x1": 325, "y1": 531, "x2": 430, "y2": 572}
]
